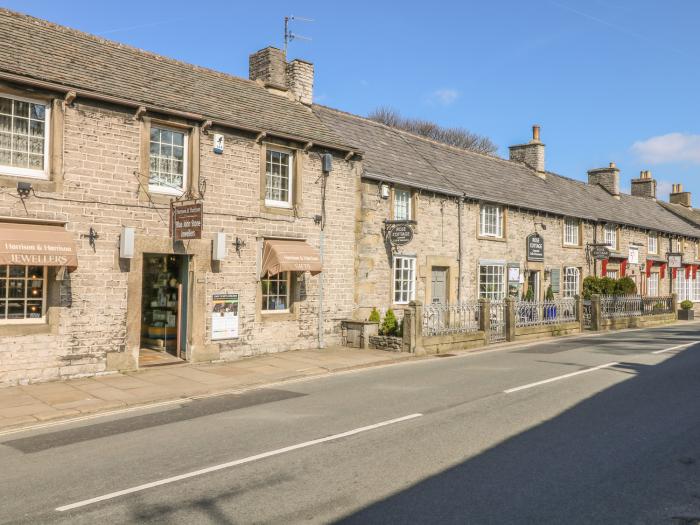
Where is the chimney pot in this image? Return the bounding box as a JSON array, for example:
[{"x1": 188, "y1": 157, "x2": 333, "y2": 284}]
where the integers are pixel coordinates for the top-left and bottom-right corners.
[
  {"x1": 532, "y1": 124, "x2": 541, "y2": 143},
  {"x1": 609, "y1": 161, "x2": 616, "y2": 168}
]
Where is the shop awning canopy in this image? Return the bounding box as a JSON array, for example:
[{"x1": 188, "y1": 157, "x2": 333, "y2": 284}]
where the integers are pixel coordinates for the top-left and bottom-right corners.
[
  {"x1": 0, "y1": 222, "x2": 78, "y2": 270},
  {"x1": 261, "y1": 239, "x2": 322, "y2": 277}
]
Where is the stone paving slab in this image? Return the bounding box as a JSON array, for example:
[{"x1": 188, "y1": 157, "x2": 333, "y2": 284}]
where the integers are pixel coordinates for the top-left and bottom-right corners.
[{"x1": 0, "y1": 347, "x2": 416, "y2": 433}]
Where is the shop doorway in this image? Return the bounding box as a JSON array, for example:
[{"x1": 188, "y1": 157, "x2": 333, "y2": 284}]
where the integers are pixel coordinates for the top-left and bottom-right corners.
[{"x1": 140, "y1": 253, "x2": 191, "y2": 364}]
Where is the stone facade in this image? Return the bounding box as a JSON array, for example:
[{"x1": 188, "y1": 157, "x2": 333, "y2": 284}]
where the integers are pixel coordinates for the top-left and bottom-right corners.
[
  {"x1": 354, "y1": 178, "x2": 697, "y2": 321},
  {"x1": 0, "y1": 91, "x2": 357, "y2": 386}
]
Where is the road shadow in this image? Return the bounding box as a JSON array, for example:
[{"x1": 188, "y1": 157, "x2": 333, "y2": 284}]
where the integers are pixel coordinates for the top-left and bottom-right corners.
[{"x1": 338, "y1": 347, "x2": 700, "y2": 524}]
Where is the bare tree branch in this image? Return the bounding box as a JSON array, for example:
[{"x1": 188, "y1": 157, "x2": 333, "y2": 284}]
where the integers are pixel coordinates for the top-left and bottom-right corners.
[{"x1": 368, "y1": 106, "x2": 498, "y2": 155}]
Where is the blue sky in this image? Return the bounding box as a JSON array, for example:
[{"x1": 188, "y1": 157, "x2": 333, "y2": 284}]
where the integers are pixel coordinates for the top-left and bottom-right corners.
[{"x1": 6, "y1": 0, "x2": 699, "y2": 202}]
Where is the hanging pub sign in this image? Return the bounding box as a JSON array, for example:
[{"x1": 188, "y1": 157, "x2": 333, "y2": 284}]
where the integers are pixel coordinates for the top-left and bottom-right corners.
[
  {"x1": 591, "y1": 246, "x2": 610, "y2": 260},
  {"x1": 668, "y1": 253, "x2": 683, "y2": 269},
  {"x1": 171, "y1": 201, "x2": 203, "y2": 241},
  {"x1": 387, "y1": 223, "x2": 414, "y2": 246},
  {"x1": 526, "y1": 233, "x2": 544, "y2": 262}
]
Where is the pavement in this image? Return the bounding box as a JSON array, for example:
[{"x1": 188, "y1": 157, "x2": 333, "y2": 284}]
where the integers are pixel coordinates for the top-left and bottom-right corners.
[
  {"x1": 0, "y1": 346, "x2": 419, "y2": 432},
  {"x1": 1, "y1": 322, "x2": 700, "y2": 524}
]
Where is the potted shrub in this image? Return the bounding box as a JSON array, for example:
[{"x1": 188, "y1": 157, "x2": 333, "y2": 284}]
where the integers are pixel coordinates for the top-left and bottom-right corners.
[
  {"x1": 381, "y1": 308, "x2": 398, "y2": 336},
  {"x1": 678, "y1": 300, "x2": 695, "y2": 320},
  {"x1": 368, "y1": 307, "x2": 381, "y2": 324}
]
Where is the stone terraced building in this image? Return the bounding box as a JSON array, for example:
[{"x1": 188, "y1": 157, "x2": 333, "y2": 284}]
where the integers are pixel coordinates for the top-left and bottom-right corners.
[
  {"x1": 0, "y1": 8, "x2": 699, "y2": 385},
  {"x1": 313, "y1": 107, "x2": 700, "y2": 320}
]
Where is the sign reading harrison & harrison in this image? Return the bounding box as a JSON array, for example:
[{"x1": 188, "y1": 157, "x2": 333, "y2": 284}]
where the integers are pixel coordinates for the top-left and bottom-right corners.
[{"x1": 171, "y1": 202, "x2": 203, "y2": 241}]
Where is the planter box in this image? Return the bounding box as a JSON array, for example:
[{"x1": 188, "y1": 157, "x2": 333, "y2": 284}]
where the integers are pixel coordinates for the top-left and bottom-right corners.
[{"x1": 678, "y1": 309, "x2": 695, "y2": 321}]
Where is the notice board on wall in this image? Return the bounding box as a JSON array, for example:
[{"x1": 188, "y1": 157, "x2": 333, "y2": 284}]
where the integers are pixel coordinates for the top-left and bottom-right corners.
[{"x1": 211, "y1": 293, "x2": 239, "y2": 340}]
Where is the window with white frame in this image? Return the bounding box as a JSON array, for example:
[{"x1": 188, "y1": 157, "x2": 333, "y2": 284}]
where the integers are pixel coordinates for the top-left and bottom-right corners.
[
  {"x1": 479, "y1": 264, "x2": 505, "y2": 300},
  {"x1": 648, "y1": 232, "x2": 658, "y2": 255},
  {"x1": 261, "y1": 271, "x2": 290, "y2": 311},
  {"x1": 480, "y1": 204, "x2": 503, "y2": 238},
  {"x1": 564, "y1": 218, "x2": 580, "y2": 246},
  {"x1": 563, "y1": 267, "x2": 580, "y2": 297},
  {"x1": 0, "y1": 265, "x2": 46, "y2": 322},
  {"x1": 674, "y1": 270, "x2": 699, "y2": 302},
  {"x1": 606, "y1": 270, "x2": 618, "y2": 280},
  {"x1": 149, "y1": 126, "x2": 187, "y2": 194},
  {"x1": 393, "y1": 256, "x2": 416, "y2": 304},
  {"x1": 394, "y1": 188, "x2": 411, "y2": 221},
  {"x1": 265, "y1": 148, "x2": 293, "y2": 207},
  {"x1": 647, "y1": 272, "x2": 659, "y2": 297},
  {"x1": 0, "y1": 94, "x2": 49, "y2": 179},
  {"x1": 604, "y1": 224, "x2": 617, "y2": 249},
  {"x1": 671, "y1": 238, "x2": 681, "y2": 253}
]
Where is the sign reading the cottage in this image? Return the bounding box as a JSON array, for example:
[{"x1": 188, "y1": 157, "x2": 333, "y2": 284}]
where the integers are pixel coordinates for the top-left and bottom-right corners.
[
  {"x1": 171, "y1": 202, "x2": 203, "y2": 241},
  {"x1": 591, "y1": 246, "x2": 610, "y2": 260},
  {"x1": 388, "y1": 223, "x2": 414, "y2": 246},
  {"x1": 211, "y1": 293, "x2": 239, "y2": 340},
  {"x1": 526, "y1": 233, "x2": 544, "y2": 262},
  {"x1": 668, "y1": 253, "x2": 683, "y2": 269}
]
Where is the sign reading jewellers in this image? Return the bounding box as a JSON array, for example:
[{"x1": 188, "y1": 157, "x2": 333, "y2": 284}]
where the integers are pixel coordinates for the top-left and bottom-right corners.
[
  {"x1": 171, "y1": 202, "x2": 203, "y2": 241},
  {"x1": 526, "y1": 233, "x2": 544, "y2": 262},
  {"x1": 388, "y1": 223, "x2": 414, "y2": 246}
]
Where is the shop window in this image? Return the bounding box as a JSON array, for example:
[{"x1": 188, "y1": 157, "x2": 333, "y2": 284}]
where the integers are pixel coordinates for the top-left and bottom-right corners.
[
  {"x1": 0, "y1": 265, "x2": 46, "y2": 322},
  {"x1": 480, "y1": 204, "x2": 503, "y2": 238},
  {"x1": 261, "y1": 271, "x2": 290, "y2": 311},
  {"x1": 479, "y1": 264, "x2": 505, "y2": 300},
  {"x1": 265, "y1": 148, "x2": 293, "y2": 208},
  {"x1": 393, "y1": 256, "x2": 416, "y2": 304},
  {"x1": 149, "y1": 125, "x2": 187, "y2": 195},
  {"x1": 604, "y1": 224, "x2": 617, "y2": 250},
  {"x1": 393, "y1": 188, "x2": 412, "y2": 221},
  {"x1": 648, "y1": 233, "x2": 658, "y2": 255},
  {"x1": 564, "y1": 218, "x2": 580, "y2": 246},
  {"x1": 563, "y1": 267, "x2": 580, "y2": 297},
  {"x1": 674, "y1": 270, "x2": 699, "y2": 302},
  {"x1": 0, "y1": 94, "x2": 49, "y2": 180}
]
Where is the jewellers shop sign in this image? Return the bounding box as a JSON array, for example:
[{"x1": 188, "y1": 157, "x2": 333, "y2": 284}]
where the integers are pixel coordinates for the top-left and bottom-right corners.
[
  {"x1": 526, "y1": 233, "x2": 544, "y2": 262},
  {"x1": 171, "y1": 201, "x2": 203, "y2": 241}
]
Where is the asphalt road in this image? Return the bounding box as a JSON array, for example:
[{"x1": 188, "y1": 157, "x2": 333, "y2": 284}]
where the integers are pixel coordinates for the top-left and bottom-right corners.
[{"x1": 2, "y1": 324, "x2": 700, "y2": 524}]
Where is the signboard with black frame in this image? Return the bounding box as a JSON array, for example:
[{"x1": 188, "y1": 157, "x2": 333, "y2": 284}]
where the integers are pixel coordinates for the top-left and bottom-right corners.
[{"x1": 526, "y1": 233, "x2": 544, "y2": 262}]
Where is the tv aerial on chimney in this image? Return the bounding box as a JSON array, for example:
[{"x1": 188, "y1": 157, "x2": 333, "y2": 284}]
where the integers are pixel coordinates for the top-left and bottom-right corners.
[{"x1": 284, "y1": 15, "x2": 314, "y2": 55}]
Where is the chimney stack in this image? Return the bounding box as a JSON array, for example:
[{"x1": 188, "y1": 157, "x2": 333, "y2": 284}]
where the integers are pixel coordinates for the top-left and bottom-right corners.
[
  {"x1": 509, "y1": 124, "x2": 545, "y2": 177},
  {"x1": 249, "y1": 47, "x2": 314, "y2": 105},
  {"x1": 588, "y1": 162, "x2": 620, "y2": 199},
  {"x1": 630, "y1": 170, "x2": 657, "y2": 199},
  {"x1": 669, "y1": 183, "x2": 692, "y2": 207}
]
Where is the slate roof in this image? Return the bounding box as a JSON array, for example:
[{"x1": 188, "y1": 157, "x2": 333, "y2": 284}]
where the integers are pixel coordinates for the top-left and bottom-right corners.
[
  {"x1": 659, "y1": 202, "x2": 700, "y2": 227},
  {"x1": 0, "y1": 9, "x2": 354, "y2": 151},
  {"x1": 314, "y1": 105, "x2": 700, "y2": 238}
]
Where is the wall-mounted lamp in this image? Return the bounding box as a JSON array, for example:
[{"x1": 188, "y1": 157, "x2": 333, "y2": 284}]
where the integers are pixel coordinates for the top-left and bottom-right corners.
[
  {"x1": 212, "y1": 232, "x2": 227, "y2": 261},
  {"x1": 119, "y1": 227, "x2": 134, "y2": 259},
  {"x1": 17, "y1": 181, "x2": 32, "y2": 198},
  {"x1": 534, "y1": 222, "x2": 547, "y2": 232},
  {"x1": 380, "y1": 183, "x2": 390, "y2": 199}
]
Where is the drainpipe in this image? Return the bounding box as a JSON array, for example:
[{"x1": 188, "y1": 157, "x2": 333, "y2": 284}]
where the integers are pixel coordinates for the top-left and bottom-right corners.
[
  {"x1": 318, "y1": 156, "x2": 331, "y2": 349},
  {"x1": 593, "y1": 222, "x2": 599, "y2": 277},
  {"x1": 457, "y1": 198, "x2": 462, "y2": 302}
]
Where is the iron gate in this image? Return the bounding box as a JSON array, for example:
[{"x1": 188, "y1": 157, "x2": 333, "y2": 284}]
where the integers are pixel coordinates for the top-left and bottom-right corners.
[{"x1": 490, "y1": 300, "x2": 507, "y2": 342}]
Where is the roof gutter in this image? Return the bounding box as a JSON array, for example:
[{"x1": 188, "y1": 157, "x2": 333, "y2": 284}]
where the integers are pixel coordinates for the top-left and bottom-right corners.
[{"x1": 0, "y1": 70, "x2": 360, "y2": 156}]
